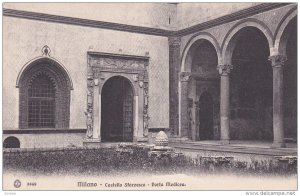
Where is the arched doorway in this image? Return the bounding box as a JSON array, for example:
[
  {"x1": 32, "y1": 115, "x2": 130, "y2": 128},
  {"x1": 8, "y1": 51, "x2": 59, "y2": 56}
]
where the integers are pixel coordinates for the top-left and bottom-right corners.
[
  {"x1": 199, "y1": 92, "x2": 214, "y2": 140},
  {"x1": 101, "y1": 76, "x2": 134, "y2": 142},
  {"x1": 183, "y1": 38, "x2": 220, "y2": 140},
  {"x1": 229, "y1": 27, "x2": 272, "y2": 140},
  {"x1": 3, "y1": 137, "x2": 20, "y2": 148}
]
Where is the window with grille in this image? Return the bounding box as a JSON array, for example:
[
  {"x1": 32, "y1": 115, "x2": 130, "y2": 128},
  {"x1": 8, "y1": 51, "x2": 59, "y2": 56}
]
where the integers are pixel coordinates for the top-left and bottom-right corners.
[{"x1": 28, "y1": 74, "x2": 55, "y2": 128}]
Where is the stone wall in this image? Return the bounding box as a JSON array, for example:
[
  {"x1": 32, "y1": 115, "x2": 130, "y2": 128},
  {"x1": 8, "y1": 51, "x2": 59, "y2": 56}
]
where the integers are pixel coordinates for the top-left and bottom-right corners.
[
  {"x1": 176, "y1": 3, "x2": 260, "y2": 29},
  {"x1": 3, "y1": 3, "x2": 177, "y2": 30},
  {"x1": 3, "y1": 16, "x2": 170, "y2": 130},
  {"x1": 3, "y1": 133, "x2": 86, "y2": 148}
]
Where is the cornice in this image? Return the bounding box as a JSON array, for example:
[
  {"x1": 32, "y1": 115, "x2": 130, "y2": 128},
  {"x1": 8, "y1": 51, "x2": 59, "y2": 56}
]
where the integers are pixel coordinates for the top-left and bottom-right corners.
[
  {"x1": 3, "y1": 128, "x2": 86, "y2": 134},
  {"x1": 3, "y1": 8, "x2": 172, "y2": 36},
  {"x1": 3, "y1": 3, "x2": 292, "y2": 37},
  {"x1": 174, "y1": 3, "x2": 291, "y2": 36},
  {"x1": 87, "y1": 51, "x2": 150, "y2": 61}
]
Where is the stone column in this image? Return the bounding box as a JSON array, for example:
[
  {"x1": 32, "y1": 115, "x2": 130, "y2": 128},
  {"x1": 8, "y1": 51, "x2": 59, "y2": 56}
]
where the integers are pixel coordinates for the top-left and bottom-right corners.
[
  {"x1": 269, "y1": 55, "x2": 287, "y2": 148},
  {"x1": 179, "y1": 72, "x2": 191, "y2": 138},
  {"x1": 168, "y1": 36, "x2": 181, "y2": 136},
  {"x1": 217, "y1": 64, "x2": 233, "y2": 144}
]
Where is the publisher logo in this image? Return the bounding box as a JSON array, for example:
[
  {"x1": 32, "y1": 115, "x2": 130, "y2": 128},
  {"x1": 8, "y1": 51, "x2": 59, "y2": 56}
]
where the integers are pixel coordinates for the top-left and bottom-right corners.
[{"x1": 14, "y1": 179, "x2": 21, "y2": 188}]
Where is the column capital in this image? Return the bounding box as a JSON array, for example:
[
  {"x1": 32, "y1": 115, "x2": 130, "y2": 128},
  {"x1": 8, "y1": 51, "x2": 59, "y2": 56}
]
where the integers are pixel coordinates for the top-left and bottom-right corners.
[
  {"x1": 217, "y1": 64, "x2": 233, "y2": 75},
  {"x1": 179, "y1": 72, "x2": 191, "y2": 82},
  {"x1": 268, "y1": 55, "x2": 287, "y2": 68},
  {"x1": 168, "y1": 36, "x2": 181, "y2": 47}
]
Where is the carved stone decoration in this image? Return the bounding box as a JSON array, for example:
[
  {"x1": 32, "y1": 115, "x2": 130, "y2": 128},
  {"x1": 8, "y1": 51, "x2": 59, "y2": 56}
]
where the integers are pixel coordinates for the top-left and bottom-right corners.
[
  {"x1": 180, "y1": 72, "x2": 191, "y2": 82},
  {"x1": 87, "y1": 52, "x2": 149, "y2": 141},
  {"x1": 91, "y1": 57, "x2": 145, "y2": 70},
  {"x1": 155, "y1": 131, "x2": 168, "y2": 146},
  {"x1": 268, "y1": 55, "x2": 287, "y2": 68},
  {"x1": 85, "y1": 70, "x2": 94, "y2": 139},
  {"x1": 42, "y1": 45, "x2": 51, "y2": 56},
  {"x1": 217, "y1": 64, "x2": 233, "y2": 75},
  {"x1": 143, "y1": 81, "x2": 150, "y2": 137}
]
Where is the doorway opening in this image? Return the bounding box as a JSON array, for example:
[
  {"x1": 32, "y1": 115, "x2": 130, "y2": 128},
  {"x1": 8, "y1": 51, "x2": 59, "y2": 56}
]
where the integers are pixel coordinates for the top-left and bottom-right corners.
[
  {"x1": 199, "y1": 92, "x2": 214, "y2": 140},
  {"x1": 101, "y1": 76, "x2": 133, "y2": 142}
]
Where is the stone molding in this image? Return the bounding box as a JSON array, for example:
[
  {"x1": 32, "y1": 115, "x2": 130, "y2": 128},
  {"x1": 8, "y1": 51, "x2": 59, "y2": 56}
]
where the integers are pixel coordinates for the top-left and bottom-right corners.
[
  {"x1": 268, "y1": 55, "x2": 287, "y2": 68},
  {"x1": 179, "y1": 72, "x2": 191, "y2": 82},
  {"x1": 3, "y1": 3, "x2": 290, "y2": 37},
  {"x1": 217, "y1": 64, "x2": 233, "y2": 75}
]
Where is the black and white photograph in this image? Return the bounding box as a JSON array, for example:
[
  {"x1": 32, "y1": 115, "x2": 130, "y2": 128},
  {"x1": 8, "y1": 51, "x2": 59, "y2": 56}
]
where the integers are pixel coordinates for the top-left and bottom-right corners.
[{"x1": 2, "y1": 2, "x2": 298, "y2": 192}]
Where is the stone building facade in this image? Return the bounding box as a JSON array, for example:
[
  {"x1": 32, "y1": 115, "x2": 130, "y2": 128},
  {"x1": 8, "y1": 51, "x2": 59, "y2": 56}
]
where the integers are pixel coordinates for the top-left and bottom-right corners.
[{"x1": 3, "y1": 3, "x2": 297, "y2": 149}]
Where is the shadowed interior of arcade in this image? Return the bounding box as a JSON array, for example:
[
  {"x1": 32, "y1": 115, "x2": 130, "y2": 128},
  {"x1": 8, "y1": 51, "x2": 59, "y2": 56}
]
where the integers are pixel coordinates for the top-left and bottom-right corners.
[
  {"x1": 185, "y1": 39, "x2": 220, "y2": 141},
  {"x1": 283, "y1": 17, "x2": 297, "y2": 141},
  {"x1": 229, "y1": 27, "x2": 273, "y2": 141}
]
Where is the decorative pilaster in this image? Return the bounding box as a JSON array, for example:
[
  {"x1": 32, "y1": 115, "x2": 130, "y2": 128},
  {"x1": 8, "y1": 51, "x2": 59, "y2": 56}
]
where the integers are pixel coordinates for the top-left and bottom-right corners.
[
  {"x1": 143, "y1": 82, "x2": 150, "y2": 137},
  {"x1": 169, "y1": 36, "x2": 181, "y2": 136},
  {"x1": 86, "y1": 66, "x2": 94, "y2": 139},
  {"x1": 217, "y1": 64, "x2": 233, "y2": 144},
  {"x1": 179, "y1": 72, "x2": 191, "y2": 138},
  {"x1": 269, "y1": 55, "x2": 287, "y2": 148}
]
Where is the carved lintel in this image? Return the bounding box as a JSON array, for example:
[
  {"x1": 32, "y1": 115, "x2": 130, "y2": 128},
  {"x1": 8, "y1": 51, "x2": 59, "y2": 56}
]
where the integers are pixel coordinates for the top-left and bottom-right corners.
[
  {"x1": 217, "y1": 64, "x2": 233, "y2": 75},
  {"x1": 268, "y1": 55, "x2": 287, "y2": 68},
  {"x1": 180, "y1": 72, "x2": 191, "y2": 82}
]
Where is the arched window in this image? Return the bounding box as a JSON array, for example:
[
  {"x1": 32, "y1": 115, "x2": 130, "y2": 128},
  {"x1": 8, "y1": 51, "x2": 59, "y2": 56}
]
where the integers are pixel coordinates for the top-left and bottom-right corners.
[
  {"x1": 3, "y1": 137, "x2": 20, "y2": 148},
  {"x1": 17, "y1": 57, "x2": 73, "y2": 129},
  {"x1": 28, "y1": 74, "x2": 56, "y2": 128}
]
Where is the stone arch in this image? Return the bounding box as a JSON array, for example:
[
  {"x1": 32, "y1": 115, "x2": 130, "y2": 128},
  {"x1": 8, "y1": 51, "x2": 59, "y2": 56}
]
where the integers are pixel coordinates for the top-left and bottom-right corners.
[
  {"x1": 273, "y1": 7, "x2": 297, "y2": 56},
  {"x1": 16, "y1": 56, "x2": 73, "y2": 89},
  {"x1": 222, "y1": 18, "x2": 273, "y2": 64},
  {"x1": 100, "y1": 74, "x2": 137, "y2": 96},
  {"x1": 3, "y1": 136, "x2": 20, "y2": 148},
  {"x1": 17, "y1": 57, "x2": 73, "y2": 128},
  {"x1": 181, "y1": 32, "x2": 222, "y2": 72},
  {"x1": 100, "y1": 75, "x2": 135, "y2": 142}
]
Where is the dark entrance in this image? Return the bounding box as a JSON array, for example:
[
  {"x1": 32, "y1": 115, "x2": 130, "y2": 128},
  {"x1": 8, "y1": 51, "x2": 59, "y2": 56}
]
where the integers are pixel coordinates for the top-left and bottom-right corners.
[
  {"x1": 199, "y1": 92, "x2": 214, "y2": 140},
  {"x1": 230, "y1": 27, "x2": 272, "y2": 140},
  {"x1": 3, "y1": 136, "x2": 20, "y2": 148},
  {"x1": 101, "y1": 76, "x2": 133, "y2": 142}
]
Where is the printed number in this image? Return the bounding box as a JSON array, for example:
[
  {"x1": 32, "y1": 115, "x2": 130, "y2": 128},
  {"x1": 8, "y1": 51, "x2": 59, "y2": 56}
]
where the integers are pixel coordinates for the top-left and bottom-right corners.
[{"x1": 27, "y1": 182, "x2": 37, "y2": 186}]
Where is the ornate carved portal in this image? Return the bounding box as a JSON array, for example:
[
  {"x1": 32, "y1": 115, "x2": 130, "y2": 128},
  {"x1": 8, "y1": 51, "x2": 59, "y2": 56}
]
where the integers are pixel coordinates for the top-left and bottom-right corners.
[{"x1": 85, "y1": 52, "x2": 149, "y2": 142}]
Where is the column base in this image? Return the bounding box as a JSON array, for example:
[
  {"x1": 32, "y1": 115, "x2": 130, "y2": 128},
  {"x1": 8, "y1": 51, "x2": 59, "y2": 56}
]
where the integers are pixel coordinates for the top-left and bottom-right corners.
[
  {"x1": 271, "y1": 141, "x2": 286, "y2": 148},
  {"x1": 220, "y1": 139, "x2": 230, "y2": 145},
  {"x1": 83, "y1": 138, "x2": 101, "y2": 147}
]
